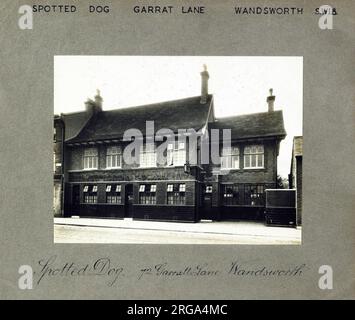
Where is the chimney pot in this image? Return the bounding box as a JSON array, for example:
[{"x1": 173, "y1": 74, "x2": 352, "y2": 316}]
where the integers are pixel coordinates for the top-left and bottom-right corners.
[{"x1": 267, "y1": 88, "x2": 275, "y2": 112}]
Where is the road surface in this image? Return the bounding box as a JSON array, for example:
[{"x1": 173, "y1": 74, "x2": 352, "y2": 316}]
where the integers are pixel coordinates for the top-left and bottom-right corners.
[{"x1": 54, "y1": 223, "x2": 301, "y2": 245}]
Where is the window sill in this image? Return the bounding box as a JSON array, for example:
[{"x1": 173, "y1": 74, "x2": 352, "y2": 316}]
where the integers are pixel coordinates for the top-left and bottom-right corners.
[{"x1": 244, "y1": 167, "x2": 265, "y2": 170}]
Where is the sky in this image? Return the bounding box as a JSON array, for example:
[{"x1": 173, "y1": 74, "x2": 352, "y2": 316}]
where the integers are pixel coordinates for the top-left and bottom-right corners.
[{"x1": 54, "y1": 56, "x2": 303, "y2": 178}]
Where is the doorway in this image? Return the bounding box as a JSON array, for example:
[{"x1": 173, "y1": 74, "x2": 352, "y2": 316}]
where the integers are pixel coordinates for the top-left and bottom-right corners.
[
  {"x1": 124, "y1": 184, "x2": 133, "y2": 218},
  {"x1": 71, "y1": 185, "x2": 80, "y2": 215}
]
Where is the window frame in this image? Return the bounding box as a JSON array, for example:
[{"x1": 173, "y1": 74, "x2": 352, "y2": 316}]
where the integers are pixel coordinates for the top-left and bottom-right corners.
[
  {"x1": 106, "y1": 184, "x2": 122, "y2": 204},
  {"x1": 139, "y1": 145, "x2": 157, "y2": 168},
  {"x1": 221, "y1": 146, "x2": 240, "y2": 170},
  {"x1": 83, "y1": 148, "x2": 98, "y2": 170},
  {"x1": 138, "y1": 184, "x2": 157, "y2": 205},
  {"x1": 244, "y1": 145, "x2": 264, "y2": 169},
  {"x1": 166, "y1": 141, "x2": 186, "y2": 167},
  {"x1": 167, "y1": 183, "x2": 186, "y2": 205},
  {"x1": 106, "y1": 146, "x2": 122, "y2": 169},
  {"x1": 83, "y1": 185, "x2": 98, "y2": 204}
]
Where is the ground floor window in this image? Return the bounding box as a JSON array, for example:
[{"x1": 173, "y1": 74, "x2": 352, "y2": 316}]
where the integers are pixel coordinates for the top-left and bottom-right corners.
[
  {"x1": 245, "y1": 184, "x2": 265, "y2": 206},
  {"x1": 167, "y1": 183, "x2": 186, "y2": 205},
  {"x1": 83, "y1": 185, "x2": 97, "y2": 203},
  {"x1": 106, "y1": 184, "x2": 122, "y2": 204},
  {"x1": 139, "y1": 184, "x2": 157, "y2": 204},
  {"x1": 222, "y1": 184, "x2": 240, "y2": 205},
  {"x1": 221, "y1": 183, "x2": 265, "y2": 206}
]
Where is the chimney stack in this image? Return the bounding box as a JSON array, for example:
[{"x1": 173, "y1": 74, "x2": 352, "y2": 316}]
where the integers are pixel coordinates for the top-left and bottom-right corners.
[
  {"x1": 200, "y1": 64, "x2": 209, "y2": 104},
  {"x1": 85, "y1": 89, "x2": 103, "y2": 114},
  {"x1": 94, "y1": 89, "x2": 103, "y2": 110},
  {"x1": 267, "y1": 88, "x2": 275, "y2": 112}
]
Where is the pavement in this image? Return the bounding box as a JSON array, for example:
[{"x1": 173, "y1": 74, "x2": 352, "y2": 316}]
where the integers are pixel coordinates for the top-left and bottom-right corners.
[{"x1": 54, "y1": 217, "x2": 302, "y2": 244}]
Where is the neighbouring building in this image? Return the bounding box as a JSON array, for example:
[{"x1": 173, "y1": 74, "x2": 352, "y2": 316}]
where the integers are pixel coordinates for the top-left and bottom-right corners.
[
  {"x1": 289, "y1": 136, "x2": 303, "y2": 225},
  {"x1": 54, "y1": 66, "x2": 287, "y2": 222}
]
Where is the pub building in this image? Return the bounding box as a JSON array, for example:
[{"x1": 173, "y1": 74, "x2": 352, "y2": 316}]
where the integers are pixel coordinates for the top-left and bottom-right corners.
[{"x1": 54, "y1": 66, "x2": 286, "y2": 222}]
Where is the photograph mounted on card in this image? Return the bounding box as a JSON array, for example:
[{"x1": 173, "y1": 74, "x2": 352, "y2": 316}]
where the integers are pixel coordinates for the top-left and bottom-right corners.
[{"x1": 53, "y1": 56, "x2": 302, "y2": 245}]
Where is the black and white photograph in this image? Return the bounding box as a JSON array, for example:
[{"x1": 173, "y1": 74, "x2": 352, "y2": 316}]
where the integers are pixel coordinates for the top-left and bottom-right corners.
[
  {"x1": 1, "y1": 0, "x2": 354, "y2": 302},
  {"x1": 53, "y1": 56, "x2": 303, "y2": 244}
]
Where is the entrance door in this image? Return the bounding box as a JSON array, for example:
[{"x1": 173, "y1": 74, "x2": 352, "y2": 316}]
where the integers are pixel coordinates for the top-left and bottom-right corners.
[
  {"x1": 124, "y1": 184, "x2": 133, "y2": 218},
  {"x1": 71, "y1": 185, "x2": 80, "y2": 215},
  {"x1": 201, "y1": 186, "x2": 214, "y2": 220}
]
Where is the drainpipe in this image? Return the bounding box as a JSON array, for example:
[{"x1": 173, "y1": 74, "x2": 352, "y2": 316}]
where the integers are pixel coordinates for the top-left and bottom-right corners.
[{"x1": 60, "y1": 115, "x2": 65, "y2": 217}]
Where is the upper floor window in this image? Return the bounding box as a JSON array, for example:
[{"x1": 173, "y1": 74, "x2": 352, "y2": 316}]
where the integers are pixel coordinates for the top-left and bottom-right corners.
[
  {"x1": 106, "y1": 146, "x2": 122, "y2": 169},
  {"x1": 139, "y1": 145, "x2": 157, "y2": 168},
  {"x1": 83, "y1": 148, "x2": 98, "y2": 170},
  {"x1": 244, "y1": 145, "x2": 264, "y2": 169},
  {"x1": 221, "y1": 147, "x2": 240, "y2": 169},
  {"x1": 167, "y1": 141, "x2": 186, "y2": 166}
]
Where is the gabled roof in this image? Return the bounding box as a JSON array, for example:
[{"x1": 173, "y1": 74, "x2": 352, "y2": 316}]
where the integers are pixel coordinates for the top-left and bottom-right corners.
[
  {"x1": 57, "y1": 111, "x2": 93, "y2": 141},
  {"x1": 66, "y1": 95, "x2": 213, "y2": 143},
  {"x1": 211, "y1": 110, "x2": 286, "y2": 140}
]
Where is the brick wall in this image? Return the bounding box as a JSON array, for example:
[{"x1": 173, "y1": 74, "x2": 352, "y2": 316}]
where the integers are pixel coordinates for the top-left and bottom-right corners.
[{"x1": 218, "y1": 140, "x2": 278, "y2": 185}]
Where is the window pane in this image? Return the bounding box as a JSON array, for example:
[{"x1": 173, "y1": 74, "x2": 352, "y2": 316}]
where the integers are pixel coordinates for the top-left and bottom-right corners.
[
  {"x1": 232, "y1": 156, "x2": 239, "y2": 169},
  {"x1": 84, "y1": 148, "x2": 98, "y2": 156},
  {"x1": 251, "y1": 155, "x2": 256, "y2": 167},
  {"x1": 257, "y1": 155, "x2": 263, "y2": 167},
  {"x1": 232, "y1": 147, "x2": 239, "y2": 155},
  {"x1": 245, "y1": 155, "x2": 250, "y2": 167},
  {"x1": 117, "y1": 155, "x2": 121, "y2": 167},
  {"x1": 106, "y1": 185, "x2": 111, "y2": 192}
]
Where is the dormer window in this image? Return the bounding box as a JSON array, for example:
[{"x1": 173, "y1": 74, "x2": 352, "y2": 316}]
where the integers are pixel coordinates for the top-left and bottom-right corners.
[
  {"x1": 244, "y1": 145, "x2": 264, "y2": 169},
  {"x1": 83, "y1": 148, "x2": 98, "y2": 170}
]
